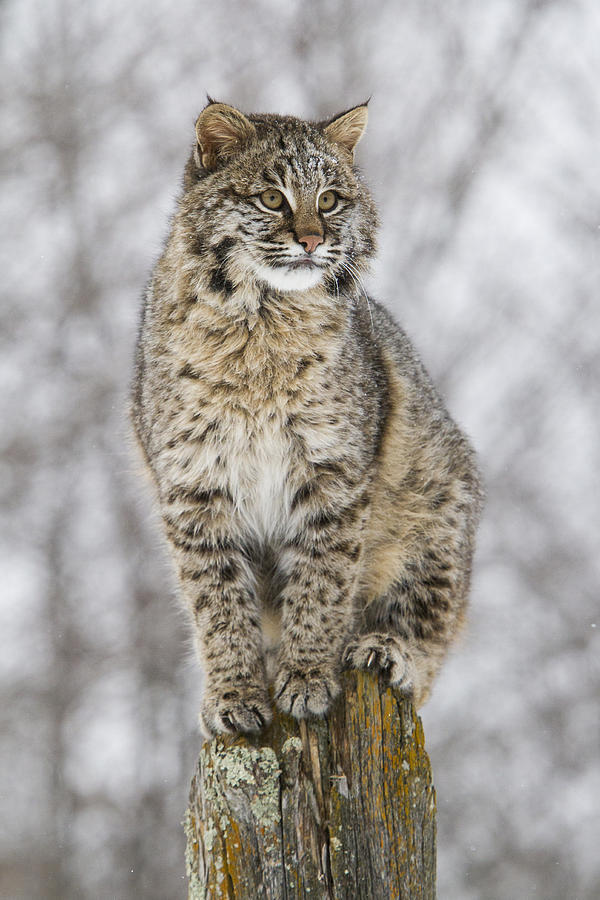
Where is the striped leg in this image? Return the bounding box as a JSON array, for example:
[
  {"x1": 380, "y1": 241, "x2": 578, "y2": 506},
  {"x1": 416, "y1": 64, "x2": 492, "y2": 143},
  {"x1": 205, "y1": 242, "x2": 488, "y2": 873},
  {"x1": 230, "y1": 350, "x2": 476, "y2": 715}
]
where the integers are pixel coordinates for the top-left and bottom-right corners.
[{"x1": 162, "y1": 486, "x2": 271, "y2": 736}]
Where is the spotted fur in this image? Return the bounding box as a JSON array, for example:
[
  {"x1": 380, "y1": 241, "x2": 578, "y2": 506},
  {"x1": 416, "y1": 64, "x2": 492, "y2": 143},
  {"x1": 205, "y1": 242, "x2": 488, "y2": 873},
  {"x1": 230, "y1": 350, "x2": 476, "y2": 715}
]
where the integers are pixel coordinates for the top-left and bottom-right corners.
[{"x1": 132, "y1": 101, "x2": 483, "y2": 736}]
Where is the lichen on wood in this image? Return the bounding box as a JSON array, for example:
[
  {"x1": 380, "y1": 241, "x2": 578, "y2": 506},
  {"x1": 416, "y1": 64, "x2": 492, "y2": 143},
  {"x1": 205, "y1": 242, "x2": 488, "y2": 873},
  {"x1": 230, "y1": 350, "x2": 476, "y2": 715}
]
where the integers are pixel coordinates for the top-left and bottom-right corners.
[{"x1": 185, "y1": 670, "x2": 436, "y2": 899}]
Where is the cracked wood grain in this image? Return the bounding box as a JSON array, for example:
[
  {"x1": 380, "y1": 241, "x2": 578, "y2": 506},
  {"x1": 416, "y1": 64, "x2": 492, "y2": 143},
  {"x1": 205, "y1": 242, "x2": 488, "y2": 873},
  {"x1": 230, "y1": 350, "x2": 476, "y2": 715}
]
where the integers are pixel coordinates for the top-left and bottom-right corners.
[{"x1": 184, "y1": 670, "x2": 436, "y2": 899}]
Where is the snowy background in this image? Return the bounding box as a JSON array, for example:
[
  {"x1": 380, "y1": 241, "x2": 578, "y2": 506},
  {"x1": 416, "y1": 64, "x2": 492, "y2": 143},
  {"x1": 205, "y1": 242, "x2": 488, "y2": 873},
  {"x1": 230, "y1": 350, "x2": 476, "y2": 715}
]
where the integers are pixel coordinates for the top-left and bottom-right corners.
[{"x1": 1, "y1": 0, "x2": 599, "y2": 897}]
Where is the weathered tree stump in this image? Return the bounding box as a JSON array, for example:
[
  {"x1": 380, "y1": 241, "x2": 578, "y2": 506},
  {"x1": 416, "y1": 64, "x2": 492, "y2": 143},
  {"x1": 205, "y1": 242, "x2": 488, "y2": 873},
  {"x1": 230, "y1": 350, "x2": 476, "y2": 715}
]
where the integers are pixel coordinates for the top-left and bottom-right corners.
[{"x1": 184, "y1": 670, "x2": 436, "y2": 899}]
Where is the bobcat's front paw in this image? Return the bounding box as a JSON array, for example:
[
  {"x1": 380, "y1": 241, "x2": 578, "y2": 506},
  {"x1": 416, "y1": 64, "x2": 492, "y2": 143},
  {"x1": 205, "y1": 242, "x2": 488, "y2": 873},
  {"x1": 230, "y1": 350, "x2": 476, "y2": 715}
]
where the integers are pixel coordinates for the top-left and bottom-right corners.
[
  {"x1": 274, "y1": 663, "x2": 340, "y2": 719},
  {"x1": 343, "y1": 633, "x2": 417, "y2": 694},
  {"x1": 199, "y1": 681, "x2": 272, "y2": 737}
]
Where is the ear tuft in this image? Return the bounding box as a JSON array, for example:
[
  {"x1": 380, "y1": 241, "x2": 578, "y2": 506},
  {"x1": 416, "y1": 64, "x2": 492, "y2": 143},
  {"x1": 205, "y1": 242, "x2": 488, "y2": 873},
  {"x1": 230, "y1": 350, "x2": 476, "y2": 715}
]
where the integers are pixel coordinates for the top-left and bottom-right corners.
[
  {"x1": 324, "y1": 105, "x2": 369, "y2": 156},
  {"x1": 195, "y1": 102, "x2": 255, "y2": 171}
]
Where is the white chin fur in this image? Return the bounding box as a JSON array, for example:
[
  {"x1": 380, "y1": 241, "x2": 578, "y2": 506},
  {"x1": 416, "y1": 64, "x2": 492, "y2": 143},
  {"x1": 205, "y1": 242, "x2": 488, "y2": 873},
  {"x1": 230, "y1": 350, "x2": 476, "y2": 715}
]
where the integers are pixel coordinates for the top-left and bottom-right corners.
[{"x1": 254, "y1": 263, "x2": 324, "y2": 292}]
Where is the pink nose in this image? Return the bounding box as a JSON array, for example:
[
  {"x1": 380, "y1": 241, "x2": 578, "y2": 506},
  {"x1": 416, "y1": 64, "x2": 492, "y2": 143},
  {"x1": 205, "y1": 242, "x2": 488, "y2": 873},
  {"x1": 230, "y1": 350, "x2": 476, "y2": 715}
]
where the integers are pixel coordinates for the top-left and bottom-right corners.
[{"x1": 298, "y1": 234, "x2": 324, "y2": 254}]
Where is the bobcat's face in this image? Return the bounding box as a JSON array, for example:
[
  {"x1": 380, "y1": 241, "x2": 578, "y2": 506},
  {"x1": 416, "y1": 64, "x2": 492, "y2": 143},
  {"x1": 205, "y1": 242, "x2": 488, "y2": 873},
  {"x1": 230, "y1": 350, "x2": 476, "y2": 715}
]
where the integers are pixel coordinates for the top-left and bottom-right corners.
[
  {"x1": 183, "y1": 104, "x2": 377, "y2": 298},
  {"x1": 222, "y1": 134, "x2": 373, "y2": 293}
]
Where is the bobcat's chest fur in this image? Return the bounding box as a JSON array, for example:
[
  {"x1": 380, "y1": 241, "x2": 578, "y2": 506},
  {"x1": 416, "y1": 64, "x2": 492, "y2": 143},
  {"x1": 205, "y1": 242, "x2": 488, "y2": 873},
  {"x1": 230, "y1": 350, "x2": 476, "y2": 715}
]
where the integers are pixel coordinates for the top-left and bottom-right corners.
[
  {"x1": 165, "y1": 303, "x2": 345, "y2": 543},
  {"x1": 218, "y1": 405, "x2": 294, "y2": 542}
]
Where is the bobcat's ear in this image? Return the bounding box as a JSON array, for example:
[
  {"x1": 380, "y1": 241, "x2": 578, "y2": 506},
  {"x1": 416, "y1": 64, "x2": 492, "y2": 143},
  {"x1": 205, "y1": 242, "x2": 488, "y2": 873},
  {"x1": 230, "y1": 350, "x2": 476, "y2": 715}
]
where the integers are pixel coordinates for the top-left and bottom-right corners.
[
  {"x1": 195, "y1": 102, "x2": 256, "y2": 170},
  {"x1": 324, "y1": 104, "x2": 368, "y2": 157}
]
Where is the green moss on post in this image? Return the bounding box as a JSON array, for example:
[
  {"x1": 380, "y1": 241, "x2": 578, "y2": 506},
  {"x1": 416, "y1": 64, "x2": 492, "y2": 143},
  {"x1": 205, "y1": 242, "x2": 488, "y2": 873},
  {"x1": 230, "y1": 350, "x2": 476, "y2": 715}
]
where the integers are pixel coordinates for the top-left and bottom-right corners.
[{"x1": 185, "y1": 670, "x2": 436, "y2": 899}]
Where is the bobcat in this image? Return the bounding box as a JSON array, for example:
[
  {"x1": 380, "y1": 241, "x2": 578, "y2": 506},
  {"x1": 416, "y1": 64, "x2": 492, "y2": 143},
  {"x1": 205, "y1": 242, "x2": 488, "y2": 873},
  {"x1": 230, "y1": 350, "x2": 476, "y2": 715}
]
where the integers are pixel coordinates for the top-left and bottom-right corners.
[{"x1": 131, "y1": 100, "x2": 483, "y2": 736}]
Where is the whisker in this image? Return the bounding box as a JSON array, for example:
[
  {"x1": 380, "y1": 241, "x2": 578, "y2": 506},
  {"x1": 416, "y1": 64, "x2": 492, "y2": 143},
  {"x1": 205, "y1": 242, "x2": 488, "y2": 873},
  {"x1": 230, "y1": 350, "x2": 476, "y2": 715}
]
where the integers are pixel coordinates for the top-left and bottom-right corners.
[{"x1": 340, "y1": 260, "x2": 374, "y2": 332}]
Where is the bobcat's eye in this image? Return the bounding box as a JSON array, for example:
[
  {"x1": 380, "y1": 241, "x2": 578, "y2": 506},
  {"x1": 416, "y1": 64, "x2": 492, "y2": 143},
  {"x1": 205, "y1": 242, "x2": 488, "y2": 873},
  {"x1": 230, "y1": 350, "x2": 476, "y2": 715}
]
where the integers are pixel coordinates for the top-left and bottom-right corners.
[
  {"x1": 318, "y1": 190, "x2": 338, "y2": 212},
  {"x1": 260, "y1": 188, "x2": 284, "y2": 210}
]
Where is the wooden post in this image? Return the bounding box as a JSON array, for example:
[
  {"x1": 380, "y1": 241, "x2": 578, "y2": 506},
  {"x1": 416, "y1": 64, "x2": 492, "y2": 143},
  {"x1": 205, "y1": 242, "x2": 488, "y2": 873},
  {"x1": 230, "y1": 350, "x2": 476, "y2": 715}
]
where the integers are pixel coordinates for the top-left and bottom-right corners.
[{"x1": 184, "y1": 670, "x2": 436, "y2": 899}]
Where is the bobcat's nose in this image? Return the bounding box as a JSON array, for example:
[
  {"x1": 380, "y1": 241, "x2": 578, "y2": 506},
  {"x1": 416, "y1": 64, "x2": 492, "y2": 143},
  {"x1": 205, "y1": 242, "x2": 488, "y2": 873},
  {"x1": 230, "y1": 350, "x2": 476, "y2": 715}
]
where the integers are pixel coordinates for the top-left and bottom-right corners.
[{"x1": 298, "y1": 234, "x2": 324, "y2": 254}]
